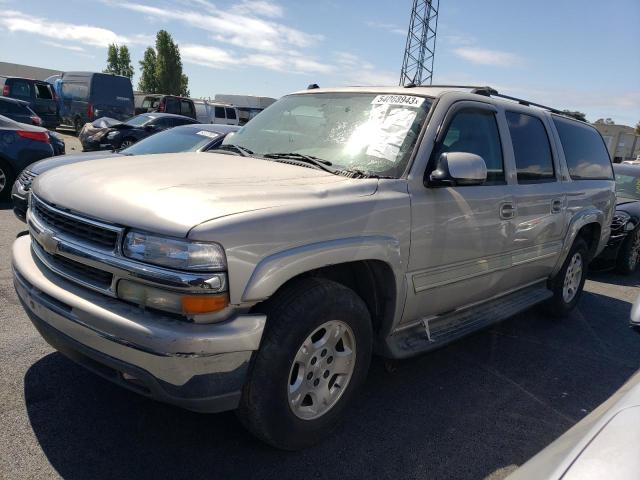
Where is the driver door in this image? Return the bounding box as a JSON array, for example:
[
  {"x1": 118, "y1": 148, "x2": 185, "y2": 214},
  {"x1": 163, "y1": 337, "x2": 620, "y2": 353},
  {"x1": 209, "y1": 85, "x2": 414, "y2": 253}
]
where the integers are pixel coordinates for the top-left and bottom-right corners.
[{"x1": 403, "y1": 101, "x2": 514, "y2": 322}]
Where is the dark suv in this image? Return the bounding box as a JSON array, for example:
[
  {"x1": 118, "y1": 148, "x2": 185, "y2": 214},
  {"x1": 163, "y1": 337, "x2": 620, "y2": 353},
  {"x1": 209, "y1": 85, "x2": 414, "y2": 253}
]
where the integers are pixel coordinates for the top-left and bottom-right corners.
[
  {"x1": 0, "y1": 76, "x2": 59, "y2": 129},
  {"x1": 0, "y1": 97, "x2": 42, "y2": 126},
  {"x1": 134, "y1": 94, "x2": 196, "y2": 118}
]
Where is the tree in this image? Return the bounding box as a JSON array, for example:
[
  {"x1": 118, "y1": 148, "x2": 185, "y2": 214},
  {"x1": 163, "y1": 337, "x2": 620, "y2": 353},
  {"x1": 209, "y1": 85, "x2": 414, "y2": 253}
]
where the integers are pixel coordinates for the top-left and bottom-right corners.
[
  {"x1": 595, "y1": 118, "x2": 615, "y2": 125},
  {"x1": 138, "y1": 47, "x2": 158, "y2": 93},
  {"x1": 562, "y1": 110, "x2": 587, "y2": 122},
  {"x1": 155, "y1": 30, "x2": 189, "y2": 96},
  {"x1": 137, "y1": 31, "x2": 189, "y2": 96},
  {"x1": 103, "y1": 44, "x2": 134, "y2": 79}
]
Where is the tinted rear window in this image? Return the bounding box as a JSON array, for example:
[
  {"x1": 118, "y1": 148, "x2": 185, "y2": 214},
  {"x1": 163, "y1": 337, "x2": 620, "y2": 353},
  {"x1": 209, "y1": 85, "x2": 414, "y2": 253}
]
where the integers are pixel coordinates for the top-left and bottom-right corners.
[
  {"x1": 90, "y1": 75, "x2": 133, "y2": 105},
  {"x1": 506, "y1": 112, "x2": 556, "y2": 183},
  {"x1": 0, "y1": 100, "x2": 29, "y2": 114},
  {"x1": 553, "y1": 116, "x2": 614, "y2": 180},
  {"x1": 215, "y1": 106, "x2": 225, "y2": 118},
  {"x1": 8, "y1": 80, "x2": 32, "y2": 99},
  {"x1": 225, "y1": 108, "x2": 237, "y2": 119}
]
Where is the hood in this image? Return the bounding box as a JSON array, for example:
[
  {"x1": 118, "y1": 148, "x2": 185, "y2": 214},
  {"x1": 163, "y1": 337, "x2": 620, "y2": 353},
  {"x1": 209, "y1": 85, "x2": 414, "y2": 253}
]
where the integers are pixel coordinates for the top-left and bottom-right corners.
[
  {"x1": 29, "y1": 151, "x2": 120, "y2": 175},
  {"x1": 33, "y1": 153, "x2": 379, "y2": 237}
]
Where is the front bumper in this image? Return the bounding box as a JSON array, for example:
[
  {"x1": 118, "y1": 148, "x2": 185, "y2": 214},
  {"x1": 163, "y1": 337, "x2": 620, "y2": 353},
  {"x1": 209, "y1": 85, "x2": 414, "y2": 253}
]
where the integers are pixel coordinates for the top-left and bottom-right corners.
[
  {"x1": 11, "y1": 181, "x2": 28, "y2": 223},
  {"x1": 12, "y1": 235, "x2": 266, "y2": 413}
]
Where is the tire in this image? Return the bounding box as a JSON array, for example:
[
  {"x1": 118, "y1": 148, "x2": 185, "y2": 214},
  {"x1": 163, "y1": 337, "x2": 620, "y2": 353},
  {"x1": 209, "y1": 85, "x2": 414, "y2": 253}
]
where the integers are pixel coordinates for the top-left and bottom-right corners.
[
  {"x1": 616, "y1": 228, "x2": 640, "y2": 275},
  {"x1": 545, "y1": 237, "x2": 589, "y2": 317},
  {"x1": 0, "y1": 159, "x2": 15, "y2": 201},
  {"x1": 237, "y1": 277, "x2": 373, "y2": 450}
]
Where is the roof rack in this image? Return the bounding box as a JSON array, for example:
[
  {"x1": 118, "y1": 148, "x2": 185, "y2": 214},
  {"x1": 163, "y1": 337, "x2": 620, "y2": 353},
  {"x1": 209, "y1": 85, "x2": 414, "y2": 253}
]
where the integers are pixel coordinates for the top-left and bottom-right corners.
[{"x1": 470, "y1": 86, "x2": 585, "y2": 121}]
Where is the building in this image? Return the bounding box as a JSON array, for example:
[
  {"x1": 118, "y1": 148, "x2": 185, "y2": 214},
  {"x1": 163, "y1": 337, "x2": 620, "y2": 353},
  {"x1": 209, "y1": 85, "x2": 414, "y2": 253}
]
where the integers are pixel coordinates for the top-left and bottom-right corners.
[
  {"x1": 593, "y1": 122, "x2": 640, "y2": 163},
  {"x1": 0, "y1": 62, "x2": 62, "y2": 81}
]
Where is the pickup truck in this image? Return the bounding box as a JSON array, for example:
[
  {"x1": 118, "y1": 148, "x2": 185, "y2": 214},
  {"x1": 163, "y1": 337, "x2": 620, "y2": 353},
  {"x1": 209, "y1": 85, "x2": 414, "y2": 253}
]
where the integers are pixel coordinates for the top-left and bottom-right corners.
[{"x1": 12, "y1": 85, "x2": 615, "y2": 450}]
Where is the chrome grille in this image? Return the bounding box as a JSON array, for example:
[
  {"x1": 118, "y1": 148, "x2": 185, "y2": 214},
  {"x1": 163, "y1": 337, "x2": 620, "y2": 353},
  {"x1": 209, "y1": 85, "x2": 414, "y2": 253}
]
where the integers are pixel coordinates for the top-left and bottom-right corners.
[
  {"x1": 31, "y1": 196, "x2": 121, "y2": 251},
  {"x1": 18, "y1": 170, "x2": 37, "y2": 190}
]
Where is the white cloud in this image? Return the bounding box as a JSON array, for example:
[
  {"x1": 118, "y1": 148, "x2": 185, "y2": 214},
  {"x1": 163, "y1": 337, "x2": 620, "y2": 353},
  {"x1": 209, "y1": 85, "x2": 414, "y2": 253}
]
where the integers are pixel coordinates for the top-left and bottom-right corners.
[
  {"x1": 453, "y1": 47, "x2": 524, "y2": 67},
  {"x1": 365, "y1": 21, "x2": 406, "y2": 36},
  {"x1": 41, "y1": 41, "x2": 85, "y2": 52},
  {"x1": 0, "y1": 10, "x2": 149, "y2": 48},
  {"x1": 112, "y1": 1, "x2": 321, "y2": 53},
  {"x1": 180, "y1": 44, "x2": 235, "y2": 69},
  {"x1": 334, "y1": 52, "x2": 397, "y2": 86}
]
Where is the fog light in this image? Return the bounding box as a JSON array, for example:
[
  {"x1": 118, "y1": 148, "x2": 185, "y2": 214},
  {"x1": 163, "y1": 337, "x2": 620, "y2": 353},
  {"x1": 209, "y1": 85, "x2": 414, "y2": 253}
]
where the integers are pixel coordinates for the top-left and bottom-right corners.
[{"x1": 117, "y1": 280, "x2": 228, "y2": 317}]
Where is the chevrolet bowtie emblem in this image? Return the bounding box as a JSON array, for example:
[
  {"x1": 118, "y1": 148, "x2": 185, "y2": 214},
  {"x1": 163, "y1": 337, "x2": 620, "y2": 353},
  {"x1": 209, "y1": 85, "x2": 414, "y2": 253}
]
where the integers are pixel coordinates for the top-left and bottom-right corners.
[{"x1": 39, "y1": 230, "x2": 59, "y2": 255}]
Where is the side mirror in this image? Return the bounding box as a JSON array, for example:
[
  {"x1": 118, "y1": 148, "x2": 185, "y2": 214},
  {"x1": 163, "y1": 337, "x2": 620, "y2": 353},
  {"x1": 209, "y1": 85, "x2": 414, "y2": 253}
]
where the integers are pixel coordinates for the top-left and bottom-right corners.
[{"x1": 427, "y1": 152, "x2": 487, "y2": 187}]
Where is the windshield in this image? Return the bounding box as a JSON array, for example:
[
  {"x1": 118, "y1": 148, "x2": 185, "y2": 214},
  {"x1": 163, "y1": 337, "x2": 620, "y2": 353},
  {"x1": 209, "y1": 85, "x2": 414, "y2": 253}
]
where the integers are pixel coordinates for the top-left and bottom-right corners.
[
  {"x1": 615, "y1": 172, "x2": 640, "y2": 201},
  {"x1": 222, "y1": 92, "x2": 431, "y2": 177},
  {"x1": 121, "y1": 127, "x2": 220, "y2": 155},
  {"x1": 125, "y1": 114, "x2": 154, "y2": 127}
]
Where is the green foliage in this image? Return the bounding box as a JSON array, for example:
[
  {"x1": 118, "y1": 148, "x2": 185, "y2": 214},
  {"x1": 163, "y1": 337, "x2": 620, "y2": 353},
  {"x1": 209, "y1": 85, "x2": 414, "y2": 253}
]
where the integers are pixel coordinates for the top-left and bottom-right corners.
[
  {"x1": 137, "y1": 30, "x2": 189, "y2": 96},
  {"x1": 103, "y1": 44, "x2": 134, "y2": 79},
  {"x1": 138, "y1": 47, "x2": 158, "y2": 93},
  {"x1": 562, "y1": 110, "x2": 587, "y2": 122}
]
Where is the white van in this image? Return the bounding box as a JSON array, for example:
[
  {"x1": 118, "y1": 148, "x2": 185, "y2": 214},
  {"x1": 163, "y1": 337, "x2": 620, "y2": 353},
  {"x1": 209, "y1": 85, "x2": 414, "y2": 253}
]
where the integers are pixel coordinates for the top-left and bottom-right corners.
[{"x1": 193, "y1": 100, "x2": 239, "y2": 126}]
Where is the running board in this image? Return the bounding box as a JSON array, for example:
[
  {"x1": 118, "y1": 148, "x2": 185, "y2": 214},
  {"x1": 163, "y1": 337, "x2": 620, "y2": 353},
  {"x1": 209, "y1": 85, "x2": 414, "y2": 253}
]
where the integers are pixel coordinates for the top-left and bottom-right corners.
[{"x1": 385, "y1": 284, "x2": 553, "y2": 359}]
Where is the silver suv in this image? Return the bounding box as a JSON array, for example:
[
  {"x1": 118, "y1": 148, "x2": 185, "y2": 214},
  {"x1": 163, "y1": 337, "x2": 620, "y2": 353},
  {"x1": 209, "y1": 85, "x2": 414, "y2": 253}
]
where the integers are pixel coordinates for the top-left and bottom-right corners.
[{"x1": 12, "y1": 85, "x2": 615, "y2": 449}]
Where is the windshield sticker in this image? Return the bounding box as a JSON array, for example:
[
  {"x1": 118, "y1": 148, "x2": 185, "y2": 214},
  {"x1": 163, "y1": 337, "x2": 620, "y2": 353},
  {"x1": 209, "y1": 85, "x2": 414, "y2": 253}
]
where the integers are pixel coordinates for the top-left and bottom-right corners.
[
  {"x1": 195, "y1": 130, "x2": 219, "y2": 139},
  {"x1": 371, "y1": 94, "x2": 425, "y2": 108},
  {"x1": 363, "y1": 104, "x2": 419, "y2": 161}
]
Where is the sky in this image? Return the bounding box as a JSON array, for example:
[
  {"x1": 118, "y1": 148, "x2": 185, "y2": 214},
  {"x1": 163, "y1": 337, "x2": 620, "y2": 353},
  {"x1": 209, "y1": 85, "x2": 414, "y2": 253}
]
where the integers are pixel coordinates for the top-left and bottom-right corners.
[{"x1": 0, "y1": 0, "x2": 638, "y2": 126}]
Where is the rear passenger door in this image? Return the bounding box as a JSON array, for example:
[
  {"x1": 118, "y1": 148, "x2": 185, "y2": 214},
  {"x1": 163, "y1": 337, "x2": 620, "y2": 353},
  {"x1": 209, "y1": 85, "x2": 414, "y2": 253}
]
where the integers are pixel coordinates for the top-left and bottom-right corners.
[{"x1": 499, "y1": 110, "x2": 568, "y2": 289}]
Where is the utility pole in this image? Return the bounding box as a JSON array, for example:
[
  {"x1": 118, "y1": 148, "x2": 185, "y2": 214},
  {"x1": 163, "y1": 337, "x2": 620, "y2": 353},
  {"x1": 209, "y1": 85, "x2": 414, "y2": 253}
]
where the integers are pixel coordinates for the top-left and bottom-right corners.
[{"x1": 399, "y1": 0, "x2": 440, "y2": 86}]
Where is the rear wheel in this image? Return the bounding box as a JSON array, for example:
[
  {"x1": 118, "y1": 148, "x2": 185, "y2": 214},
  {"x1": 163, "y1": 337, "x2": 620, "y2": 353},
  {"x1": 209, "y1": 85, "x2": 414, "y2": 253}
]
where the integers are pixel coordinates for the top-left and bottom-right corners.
[
  {"x1": 616, "y1": 228, "x2": 640, "y2": 275},
  {"x1": 0, "y1": 160, "x2": 15, "y2": 201},
  {"x1": 545, "y1": 238, "x2": 588, "y2": 317},
  {"x1": 237, "y1": 278, "x2": 372, "y2": 450}
]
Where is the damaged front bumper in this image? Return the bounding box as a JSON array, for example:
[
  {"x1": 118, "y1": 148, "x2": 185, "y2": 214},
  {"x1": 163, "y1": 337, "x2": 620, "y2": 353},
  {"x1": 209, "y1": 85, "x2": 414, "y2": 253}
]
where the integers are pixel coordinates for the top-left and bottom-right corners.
[{"x1": 12, "y1": 235, "x2": 266, "y2": 413}]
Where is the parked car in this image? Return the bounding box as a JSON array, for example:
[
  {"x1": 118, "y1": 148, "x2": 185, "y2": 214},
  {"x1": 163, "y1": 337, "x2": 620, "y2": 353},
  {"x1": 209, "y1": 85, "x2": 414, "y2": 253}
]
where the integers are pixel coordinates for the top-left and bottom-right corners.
[
  {"x1": 0, "y1": 97, "x2": 42, "y2": 126},
  {"x1": 11, "y1": 124, "x2": 239, "y2": 221},
  {"x1": 12, "y1": 85, "x2": 615, "y2": 449},
  {"x1": 593, "y1": 163, "x2": 640, "y2": 274},
  {"x1": 58, "y1": 72, "x2": 134, "y2": 133},
  {"x1": 0, "y1": 76, "x2": 59, "y2": 129},
  {"x1": 508, "y1": 368, "x2": 640, "y2": 480},
  {"x1": 48, "y1": 130, "x2": 65, "y2": 156},
  {"x1": 0, "y1": 114, "x2": 53, "y2": 200},
  {"x1": 193, "y1": 99, "x2": 240, "y2": 125},
  {"x1": 79, "y1": 112, "x2": 198, "y2": 151},
  {"x1": 134, "y1": 94, "x2": 196, "y2": 119}
]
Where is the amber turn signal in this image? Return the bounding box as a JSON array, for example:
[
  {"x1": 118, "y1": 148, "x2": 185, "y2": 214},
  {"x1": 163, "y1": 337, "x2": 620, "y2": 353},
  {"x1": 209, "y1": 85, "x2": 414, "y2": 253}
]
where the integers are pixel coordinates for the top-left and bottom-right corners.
[{"x1": 181, "y1": 294, "x2": 229, "y2": 315}]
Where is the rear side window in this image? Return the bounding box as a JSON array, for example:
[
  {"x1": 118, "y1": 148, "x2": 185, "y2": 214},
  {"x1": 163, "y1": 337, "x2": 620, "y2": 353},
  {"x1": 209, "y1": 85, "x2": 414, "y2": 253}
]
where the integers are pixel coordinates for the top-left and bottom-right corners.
[
  {"x1": 435, "y1": 108, "x2": 505, "y2": 184},
  {"x1": 225, "y1": 108, "x2": 237, "y2": 120},
  {"x1": 180, "y1": 100, "x2": 193, "y2": 117},
  {"x1": 553, "y1": 116, "x2": 614, "y2": 180},
  {"x1": 215, "y1": 106, "x2": 225, "y2": 119},
  {"x1": 142, "y1": 97, "x2": 159, "y2": 109},
  {"x1": 506, "y1": 112, "x2": 555, "y2": 183},
  {"x1": 8, "y1": 80, "x2": 32, "y2": 99},
  {"x1": 35, "y1": 84, "x2": 53, "y2": 99},
  {"x1": 165, "y1": 97, "x2": 179, "y2": 114},
  {"x1": 61, "y1": 82, "x2": 89, "y2": 101}
]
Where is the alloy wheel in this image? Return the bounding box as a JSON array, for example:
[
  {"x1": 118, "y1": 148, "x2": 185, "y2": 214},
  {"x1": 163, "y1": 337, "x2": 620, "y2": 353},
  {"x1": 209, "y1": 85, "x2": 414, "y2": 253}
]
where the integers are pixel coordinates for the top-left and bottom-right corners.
[
  {"x1": 563, "y1": 252, "x2": 583, "y2": 303},
  {"x1": 0, "y1": 167, "x2": 6, "y2": 194},
  {"x1": 287, "y1": 320, "x2": 356, "y2": 420}
]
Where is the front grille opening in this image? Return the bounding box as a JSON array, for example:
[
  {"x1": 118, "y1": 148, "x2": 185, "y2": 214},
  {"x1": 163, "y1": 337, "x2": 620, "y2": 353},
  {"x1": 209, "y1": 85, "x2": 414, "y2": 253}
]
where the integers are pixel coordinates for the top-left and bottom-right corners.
[
  {"x1": 37, "y1": 247, "x2": 114, "y2": 290},
  {"x1": 33, "y1": 201, "x2": 119, "y2": 250}
]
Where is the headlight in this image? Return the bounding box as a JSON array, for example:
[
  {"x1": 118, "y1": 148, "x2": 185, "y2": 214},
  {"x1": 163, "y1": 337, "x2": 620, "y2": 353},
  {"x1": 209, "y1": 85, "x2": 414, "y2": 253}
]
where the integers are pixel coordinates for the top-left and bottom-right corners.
[
  {"x1": 123, "y1": 231, "x2": 227, "y2": 271},
  {"x1": 106, "y1": 131, "x2": 118, "y2": 139}
]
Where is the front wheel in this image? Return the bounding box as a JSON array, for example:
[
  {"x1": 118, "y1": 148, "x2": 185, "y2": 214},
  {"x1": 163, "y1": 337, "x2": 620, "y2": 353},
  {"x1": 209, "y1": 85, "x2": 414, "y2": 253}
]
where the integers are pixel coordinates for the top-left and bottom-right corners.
[
  {"x1": 237, "y1": 278, "x2": 372, "y2": 450},
  {"x1": 616, "y1": 228, "x2": 640, "y2": 275},
  {"x1": 545, "y1": 238, "x2": 588, "y2": 317}
]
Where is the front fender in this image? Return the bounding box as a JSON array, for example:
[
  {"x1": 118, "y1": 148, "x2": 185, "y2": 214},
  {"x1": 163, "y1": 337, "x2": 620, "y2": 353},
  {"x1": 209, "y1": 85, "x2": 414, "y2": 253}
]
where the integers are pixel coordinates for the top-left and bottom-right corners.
[
  {"x1": 241, "y1": 235, "x2": 404, "y2": 303},
  {"x1": 552, "y1": 208, "x2": 607, "y2": 276}
]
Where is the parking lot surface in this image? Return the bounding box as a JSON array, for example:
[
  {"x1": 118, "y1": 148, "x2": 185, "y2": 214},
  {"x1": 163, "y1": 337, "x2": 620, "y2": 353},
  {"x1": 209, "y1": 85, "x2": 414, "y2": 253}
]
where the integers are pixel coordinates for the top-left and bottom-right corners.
[{"x1": 1, "y1": 205, "x2": 639, "y2": 480}]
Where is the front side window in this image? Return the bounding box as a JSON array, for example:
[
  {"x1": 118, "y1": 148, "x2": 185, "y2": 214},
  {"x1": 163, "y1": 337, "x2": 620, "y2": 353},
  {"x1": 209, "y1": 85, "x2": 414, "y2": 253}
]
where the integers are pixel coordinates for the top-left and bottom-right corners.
[
  {"x1": 432, "y1": 108, "x2": 505, "y2": 184},
  {"x1": 125, "y1": 114, "x2": 154, "y2": 127},
  {"x1": 225, "y1": 108, "x2": 237, "y2": 120},
  {"x1": 614, "y1": 171, "x2": 640, "y2": 201},
  {"x1": 553, "y1": 116, "x2": 613, "y2": 180},
  {"x1": 506, "y1": 112, "x2": 555, "y2": 183},
  {"x1": 223, "y1": 93, "x2": 432, "y2": 177}
]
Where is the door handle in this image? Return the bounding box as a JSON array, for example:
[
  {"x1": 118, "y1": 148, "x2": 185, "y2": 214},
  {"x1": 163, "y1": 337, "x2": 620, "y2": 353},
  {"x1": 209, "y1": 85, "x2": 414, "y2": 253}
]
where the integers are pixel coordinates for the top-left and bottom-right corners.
[
  {"x1": 551, "y1": 199, "x2": 563, "y2": 214},
  {"x1": 500, "y1": 202, "x2": 516, "y2": 220}
]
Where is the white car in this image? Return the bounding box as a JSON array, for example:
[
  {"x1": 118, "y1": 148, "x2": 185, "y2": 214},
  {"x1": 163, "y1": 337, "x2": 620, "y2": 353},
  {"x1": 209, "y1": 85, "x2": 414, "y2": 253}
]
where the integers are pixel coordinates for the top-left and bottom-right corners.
[{"x1": 193, "y1": 99, "x2": 239, "y2": 126}]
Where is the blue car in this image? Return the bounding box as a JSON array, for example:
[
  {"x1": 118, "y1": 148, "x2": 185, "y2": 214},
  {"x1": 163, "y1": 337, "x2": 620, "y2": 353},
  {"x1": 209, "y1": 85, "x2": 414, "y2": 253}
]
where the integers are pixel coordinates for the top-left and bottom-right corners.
[{"x1": 0, "y1": 114, "x2": 53, "y2": 201}]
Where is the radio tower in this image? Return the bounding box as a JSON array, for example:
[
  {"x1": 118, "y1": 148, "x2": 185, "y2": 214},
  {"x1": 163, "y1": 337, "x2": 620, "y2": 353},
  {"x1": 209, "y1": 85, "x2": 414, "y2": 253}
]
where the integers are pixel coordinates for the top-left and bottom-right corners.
[{"x1": 399, "y1": 0, "x2": 440, "y2": 86}]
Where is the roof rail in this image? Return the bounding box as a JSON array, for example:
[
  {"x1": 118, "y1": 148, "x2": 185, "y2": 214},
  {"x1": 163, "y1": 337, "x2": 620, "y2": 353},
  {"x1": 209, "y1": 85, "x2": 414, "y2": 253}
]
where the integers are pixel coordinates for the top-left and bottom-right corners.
[{"x1": 469, "y1": 86, "x2": 585, "y2": 122}]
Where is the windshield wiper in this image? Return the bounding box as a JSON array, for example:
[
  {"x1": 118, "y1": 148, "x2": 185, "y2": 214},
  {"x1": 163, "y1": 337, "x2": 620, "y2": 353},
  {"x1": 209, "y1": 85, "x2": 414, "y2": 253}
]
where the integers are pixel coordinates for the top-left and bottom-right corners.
[
  {"x1": 262, "y1": 152, "x2": 336, "y2": 173},
  {"x1": 211, "y1": 144, "x2": 254, "y2": 157},
  {"x1": 333, "y1": 168, "x2": 392, "y2": 179}
]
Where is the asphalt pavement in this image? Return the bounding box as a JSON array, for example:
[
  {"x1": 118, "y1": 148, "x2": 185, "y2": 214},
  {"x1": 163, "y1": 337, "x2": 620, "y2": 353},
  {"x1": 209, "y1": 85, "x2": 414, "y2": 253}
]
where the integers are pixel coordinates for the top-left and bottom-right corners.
[{"x1": 1, "y1": 204, "x2": 639, "y2": 480}]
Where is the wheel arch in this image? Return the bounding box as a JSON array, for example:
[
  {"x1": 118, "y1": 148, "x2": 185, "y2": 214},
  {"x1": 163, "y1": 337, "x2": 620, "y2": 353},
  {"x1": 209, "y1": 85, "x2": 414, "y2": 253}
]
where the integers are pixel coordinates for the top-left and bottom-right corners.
[
  {"x1": 242, "y1": 236, "x2": 405, "y2": 339},
  {"x1": 552, "y1": 209, "x2": 605, "y2": 276}
]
